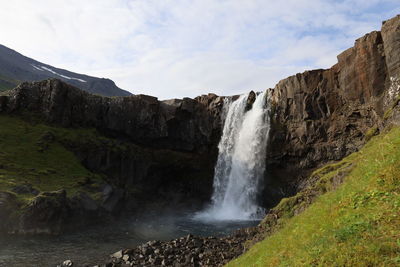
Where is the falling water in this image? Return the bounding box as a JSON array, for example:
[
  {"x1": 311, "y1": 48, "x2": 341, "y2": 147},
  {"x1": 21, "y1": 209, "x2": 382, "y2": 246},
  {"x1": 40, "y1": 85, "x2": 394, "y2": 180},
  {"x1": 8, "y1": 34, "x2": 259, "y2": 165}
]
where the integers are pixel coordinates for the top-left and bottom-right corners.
[{"x1": 195, "y1": 91, "x2": 271, "y2": 221}]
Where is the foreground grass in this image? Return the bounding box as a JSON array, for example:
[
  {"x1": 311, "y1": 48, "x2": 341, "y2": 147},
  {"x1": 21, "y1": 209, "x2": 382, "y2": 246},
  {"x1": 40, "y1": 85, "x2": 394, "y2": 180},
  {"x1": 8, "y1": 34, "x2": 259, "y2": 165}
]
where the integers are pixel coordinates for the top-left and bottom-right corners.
[
  {"x1": 0, "y1": 114, "x2": 105, "y2": 202},
  {"x1": 228, "y1": 126, "x2": 400, "y2": 266}
]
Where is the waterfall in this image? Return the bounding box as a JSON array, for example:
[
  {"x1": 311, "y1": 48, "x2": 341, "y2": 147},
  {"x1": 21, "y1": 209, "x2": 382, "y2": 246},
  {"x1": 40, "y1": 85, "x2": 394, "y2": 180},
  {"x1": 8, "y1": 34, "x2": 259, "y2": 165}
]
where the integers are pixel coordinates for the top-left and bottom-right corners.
[{"x1": 195, "y1": 90, "x2": 270, "y2": 221}]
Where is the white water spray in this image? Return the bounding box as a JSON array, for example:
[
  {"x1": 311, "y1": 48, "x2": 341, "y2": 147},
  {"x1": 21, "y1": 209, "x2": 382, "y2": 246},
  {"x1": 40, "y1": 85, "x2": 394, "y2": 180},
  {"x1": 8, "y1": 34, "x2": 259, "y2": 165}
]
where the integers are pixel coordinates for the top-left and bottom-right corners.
[{"x1": 196, "y1": 91, "x2": 271, "y2": 221}]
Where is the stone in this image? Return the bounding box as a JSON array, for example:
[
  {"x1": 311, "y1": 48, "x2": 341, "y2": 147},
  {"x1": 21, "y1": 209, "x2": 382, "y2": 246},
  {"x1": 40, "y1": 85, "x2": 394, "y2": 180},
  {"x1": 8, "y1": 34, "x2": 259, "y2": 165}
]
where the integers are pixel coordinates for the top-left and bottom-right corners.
[
  {"x1": 111, "y1": 250, "x2": 123, "y2": 259},
  {"x1": 122, "y1": 254, "x2": 130, "y2": 262},
  {"x1": 18, "y1": 189, "x2": 69, "y2": 234},
  {"x1": 62, "y1": 260, "x2": 73, "y2": 267},
  {"x1": 72, "y1": 192, "x2": 98, "y2": 211}
]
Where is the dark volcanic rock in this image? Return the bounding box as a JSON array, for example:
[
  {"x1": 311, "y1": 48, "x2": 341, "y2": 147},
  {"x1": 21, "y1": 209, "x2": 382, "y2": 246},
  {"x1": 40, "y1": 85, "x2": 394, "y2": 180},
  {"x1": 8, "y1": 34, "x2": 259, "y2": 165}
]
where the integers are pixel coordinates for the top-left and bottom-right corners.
[
  {"x1": 0, "y1": 79, "x2": 224, "y2": 219},
  {"x1": 18, "y1": 189, "x2": 70, "y2": 234},
  {"x1": 262, "y1": 15, "x2": 400, "y2": 207},
  {"x1": 106, "y1": 229, "x2": 259, "y2": 267},
  {"x1": 245, "y1": 90, "x2": 256, "y2": 111},
  {"x1": 0, "y1": 191, "x2": 18, "y2": 232},
  {"x1": 0, "y1": 79, "x2": 222, "y2": 152}
]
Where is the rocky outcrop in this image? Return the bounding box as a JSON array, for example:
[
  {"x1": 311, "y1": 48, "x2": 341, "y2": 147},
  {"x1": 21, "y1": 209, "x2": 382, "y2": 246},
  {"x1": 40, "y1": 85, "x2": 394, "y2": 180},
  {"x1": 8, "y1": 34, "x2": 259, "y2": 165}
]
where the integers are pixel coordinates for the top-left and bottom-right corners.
[
  {"x1": 262, "y1": 15, "x2": 400, "y2": 207},
  {"x1": 18, "y1": 190, "x2": 70, "y2": 234},
  {"x1": 0, "y1": 79, "x2": 221, "y2": 152},
  {"x1": 4, "y1": 184, "x2": 122, "y2": 235}
]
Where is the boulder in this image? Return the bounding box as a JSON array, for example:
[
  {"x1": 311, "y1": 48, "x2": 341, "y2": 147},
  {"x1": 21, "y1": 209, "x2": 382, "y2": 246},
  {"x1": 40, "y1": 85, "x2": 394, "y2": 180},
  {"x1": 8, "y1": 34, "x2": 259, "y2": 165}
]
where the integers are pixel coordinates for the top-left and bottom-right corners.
[
  {"x1": 18, "y1": 189, "x2": 70, "y2": 234},
  {"x1": 70, "y1": 192, "x2": 98, "y2": 211},
  {"x1": 0, "y1": 191, "x2": 18, "y2": 232}
]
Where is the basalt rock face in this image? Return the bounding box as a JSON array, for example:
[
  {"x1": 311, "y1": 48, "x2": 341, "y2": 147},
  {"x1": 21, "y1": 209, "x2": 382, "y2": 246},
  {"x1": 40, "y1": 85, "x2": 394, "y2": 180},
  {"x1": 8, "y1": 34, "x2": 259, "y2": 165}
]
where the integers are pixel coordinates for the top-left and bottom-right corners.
[
  {"x1": 0, "y1": 79, "x2": 221, "y2": 153},
  {"x1": 263, "y1": 15, "x2": 400, "y2": 206},
  {"x1": 0, "y1": 80, "x2": 224, "y2": 213}
]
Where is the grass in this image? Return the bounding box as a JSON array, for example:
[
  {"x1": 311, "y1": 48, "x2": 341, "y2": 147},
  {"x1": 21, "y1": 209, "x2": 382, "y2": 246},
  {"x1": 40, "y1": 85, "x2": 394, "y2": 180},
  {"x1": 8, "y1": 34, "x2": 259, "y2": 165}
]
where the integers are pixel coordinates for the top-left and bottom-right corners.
[
  {"x1": 384, "y1": 95, "x2": 400, "y2": 120},
  {"x1": 228, "y1": 126, "x2": 400, "y2": 266},
  {"x1": 0, "y1": 113, "x2": 212, "y2": 206},
  {"x1": 0, "y1": 114, "x2": 105, "y2": 203}
]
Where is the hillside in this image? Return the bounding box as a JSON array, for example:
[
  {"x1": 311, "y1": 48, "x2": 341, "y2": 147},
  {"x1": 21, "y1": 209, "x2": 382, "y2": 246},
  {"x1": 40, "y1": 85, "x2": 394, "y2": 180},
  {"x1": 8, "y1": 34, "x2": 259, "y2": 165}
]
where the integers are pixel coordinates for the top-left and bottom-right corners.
[
  {"x1": 0, "y1": 44, "x2": 131, "y2": 96},
  {"x1": 228, "y1": 124, "x2": 400, "y2": 266},
  {"x1": 0, "y1": 113, "x2": 120, "y2": 234}
]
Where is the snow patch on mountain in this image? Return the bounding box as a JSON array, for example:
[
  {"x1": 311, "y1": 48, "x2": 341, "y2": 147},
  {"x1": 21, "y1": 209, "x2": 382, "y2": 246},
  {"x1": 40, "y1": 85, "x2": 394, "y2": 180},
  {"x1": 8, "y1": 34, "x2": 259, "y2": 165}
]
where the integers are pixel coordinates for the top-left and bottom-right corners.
[{"x1": 31, "y1": 64, "x2": 87, "y2": 83}]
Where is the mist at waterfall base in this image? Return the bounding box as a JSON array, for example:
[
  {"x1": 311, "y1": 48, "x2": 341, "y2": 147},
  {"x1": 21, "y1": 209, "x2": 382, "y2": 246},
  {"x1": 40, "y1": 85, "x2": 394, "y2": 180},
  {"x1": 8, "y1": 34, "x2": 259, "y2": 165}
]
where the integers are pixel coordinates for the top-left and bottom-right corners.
[{"x1": 195, "y1": 91, "x2": 270, "y2": 222}]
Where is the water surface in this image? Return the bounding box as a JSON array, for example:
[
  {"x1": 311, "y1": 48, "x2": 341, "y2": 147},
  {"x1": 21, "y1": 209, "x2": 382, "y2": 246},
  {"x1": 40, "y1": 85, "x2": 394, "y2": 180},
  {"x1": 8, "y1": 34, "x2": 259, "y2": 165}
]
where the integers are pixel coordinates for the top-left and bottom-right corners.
[{"x1": 0, "y1": 213, "x2": 259, "y2": 267}]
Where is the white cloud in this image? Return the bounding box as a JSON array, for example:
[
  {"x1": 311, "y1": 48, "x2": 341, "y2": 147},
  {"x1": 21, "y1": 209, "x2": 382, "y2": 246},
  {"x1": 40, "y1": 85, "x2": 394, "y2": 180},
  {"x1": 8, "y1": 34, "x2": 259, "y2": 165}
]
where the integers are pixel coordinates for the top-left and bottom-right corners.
[{"x1": 0, "y1": 0, "x2": 399, "y2": 99}]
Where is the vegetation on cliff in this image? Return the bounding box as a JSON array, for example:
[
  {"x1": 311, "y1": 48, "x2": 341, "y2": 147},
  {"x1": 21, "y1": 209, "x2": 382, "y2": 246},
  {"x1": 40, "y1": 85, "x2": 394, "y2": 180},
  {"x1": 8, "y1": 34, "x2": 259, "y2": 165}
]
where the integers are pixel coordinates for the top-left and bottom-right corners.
[
  {"x1": 0, "y1": 114, "x2": 106, "y2": 202},
  {"x1": 228, "y1": 126, "x2": 400, "y2": 266},
  {"x1": 0, "y1": 111, "x2": 217, "y2": 234}
]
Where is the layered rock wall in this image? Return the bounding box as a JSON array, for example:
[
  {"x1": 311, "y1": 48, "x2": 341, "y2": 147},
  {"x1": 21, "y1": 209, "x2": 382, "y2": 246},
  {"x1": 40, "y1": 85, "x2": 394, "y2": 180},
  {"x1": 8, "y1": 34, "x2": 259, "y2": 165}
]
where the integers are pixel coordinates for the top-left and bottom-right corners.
[
  {"x1": 263, "y1": 15, "x2": 400, "y2": 206},
  {"x1": 0, "y1": 79, "x2": 222, "y2": 152},
  {"x1": 0, "y1": 80, "x2": 225, "y2": 211}
]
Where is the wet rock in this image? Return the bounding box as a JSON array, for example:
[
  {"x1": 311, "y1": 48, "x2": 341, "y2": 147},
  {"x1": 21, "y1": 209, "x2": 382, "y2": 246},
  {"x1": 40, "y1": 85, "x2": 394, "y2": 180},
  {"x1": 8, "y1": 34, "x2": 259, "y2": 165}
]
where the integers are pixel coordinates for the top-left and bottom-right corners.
[
  {"x1": 111, "y1": 250, "x2": 123, "y2": 259},
  {"x1": 71, "y1": 192, "x2": 98, "y2": 211},
  {"x1": 122, "y1": 254, "x2": 130, "y2": 262},
  {"x1": 18, "y1": 189, "x2": 69, "y2": 234},
  {"x1": 102, "y1": 188, "x2": 124, "y2": 213},
  {"x1": 245, "y1": 90, "x2": 256, "y2": 111},
  {"x1": 0, "y1": 191, "x2": 18, "y2": 232},
  {"x1": 62, "y1": 259, "x2": 73, "y2": 267},
  {"x1": 106, "y1": 229, "x2": 256, "y2": 267}
]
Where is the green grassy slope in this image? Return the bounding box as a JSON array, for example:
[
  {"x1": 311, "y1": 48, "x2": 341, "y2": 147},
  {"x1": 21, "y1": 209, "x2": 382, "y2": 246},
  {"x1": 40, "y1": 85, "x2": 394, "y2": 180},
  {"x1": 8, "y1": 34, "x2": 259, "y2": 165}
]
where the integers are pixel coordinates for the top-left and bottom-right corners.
[
  {"x1": 228, "y1": 126, "x2": 400, "y2": 266},
  {"x1": 0, "y1": 114, "x2": 105, "y2": 203}
]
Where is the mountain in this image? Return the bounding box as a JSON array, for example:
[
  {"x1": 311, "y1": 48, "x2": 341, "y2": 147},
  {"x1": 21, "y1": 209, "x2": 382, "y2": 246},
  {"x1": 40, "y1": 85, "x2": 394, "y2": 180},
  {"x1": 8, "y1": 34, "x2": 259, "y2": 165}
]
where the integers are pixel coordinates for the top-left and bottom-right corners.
[{"x1": 0, "y1": 44, "x2": 131, "y2": 96}]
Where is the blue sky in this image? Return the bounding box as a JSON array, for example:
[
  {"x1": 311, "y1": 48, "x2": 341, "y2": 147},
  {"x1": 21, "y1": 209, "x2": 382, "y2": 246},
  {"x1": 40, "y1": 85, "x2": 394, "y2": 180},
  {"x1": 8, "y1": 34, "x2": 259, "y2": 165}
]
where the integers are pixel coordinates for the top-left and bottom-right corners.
[{"x1": 0, "y1": 0, "x2": 399, "y2": 99}]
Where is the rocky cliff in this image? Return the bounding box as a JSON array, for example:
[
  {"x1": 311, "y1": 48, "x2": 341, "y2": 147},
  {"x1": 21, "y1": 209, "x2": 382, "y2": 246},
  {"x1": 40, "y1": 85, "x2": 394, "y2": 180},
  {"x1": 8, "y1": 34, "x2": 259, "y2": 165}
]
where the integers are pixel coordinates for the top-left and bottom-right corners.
[
  {"x1": 0, "y1": 79, "x2": 225, "y2": 218},
  {"x1": 1, "y1": 79, "x2": 222, "y2": 152},
  {"x1": 262, "y1": 15, "x2": 400, "y2": 207}
]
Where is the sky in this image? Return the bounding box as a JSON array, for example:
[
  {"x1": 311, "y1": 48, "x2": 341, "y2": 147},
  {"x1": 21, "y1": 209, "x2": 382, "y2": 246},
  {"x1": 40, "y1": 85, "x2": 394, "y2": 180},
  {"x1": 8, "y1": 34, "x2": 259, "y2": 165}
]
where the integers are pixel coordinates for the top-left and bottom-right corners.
[{"x1": 0, "y1": 0, "x2": 399, "y2": 99}]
